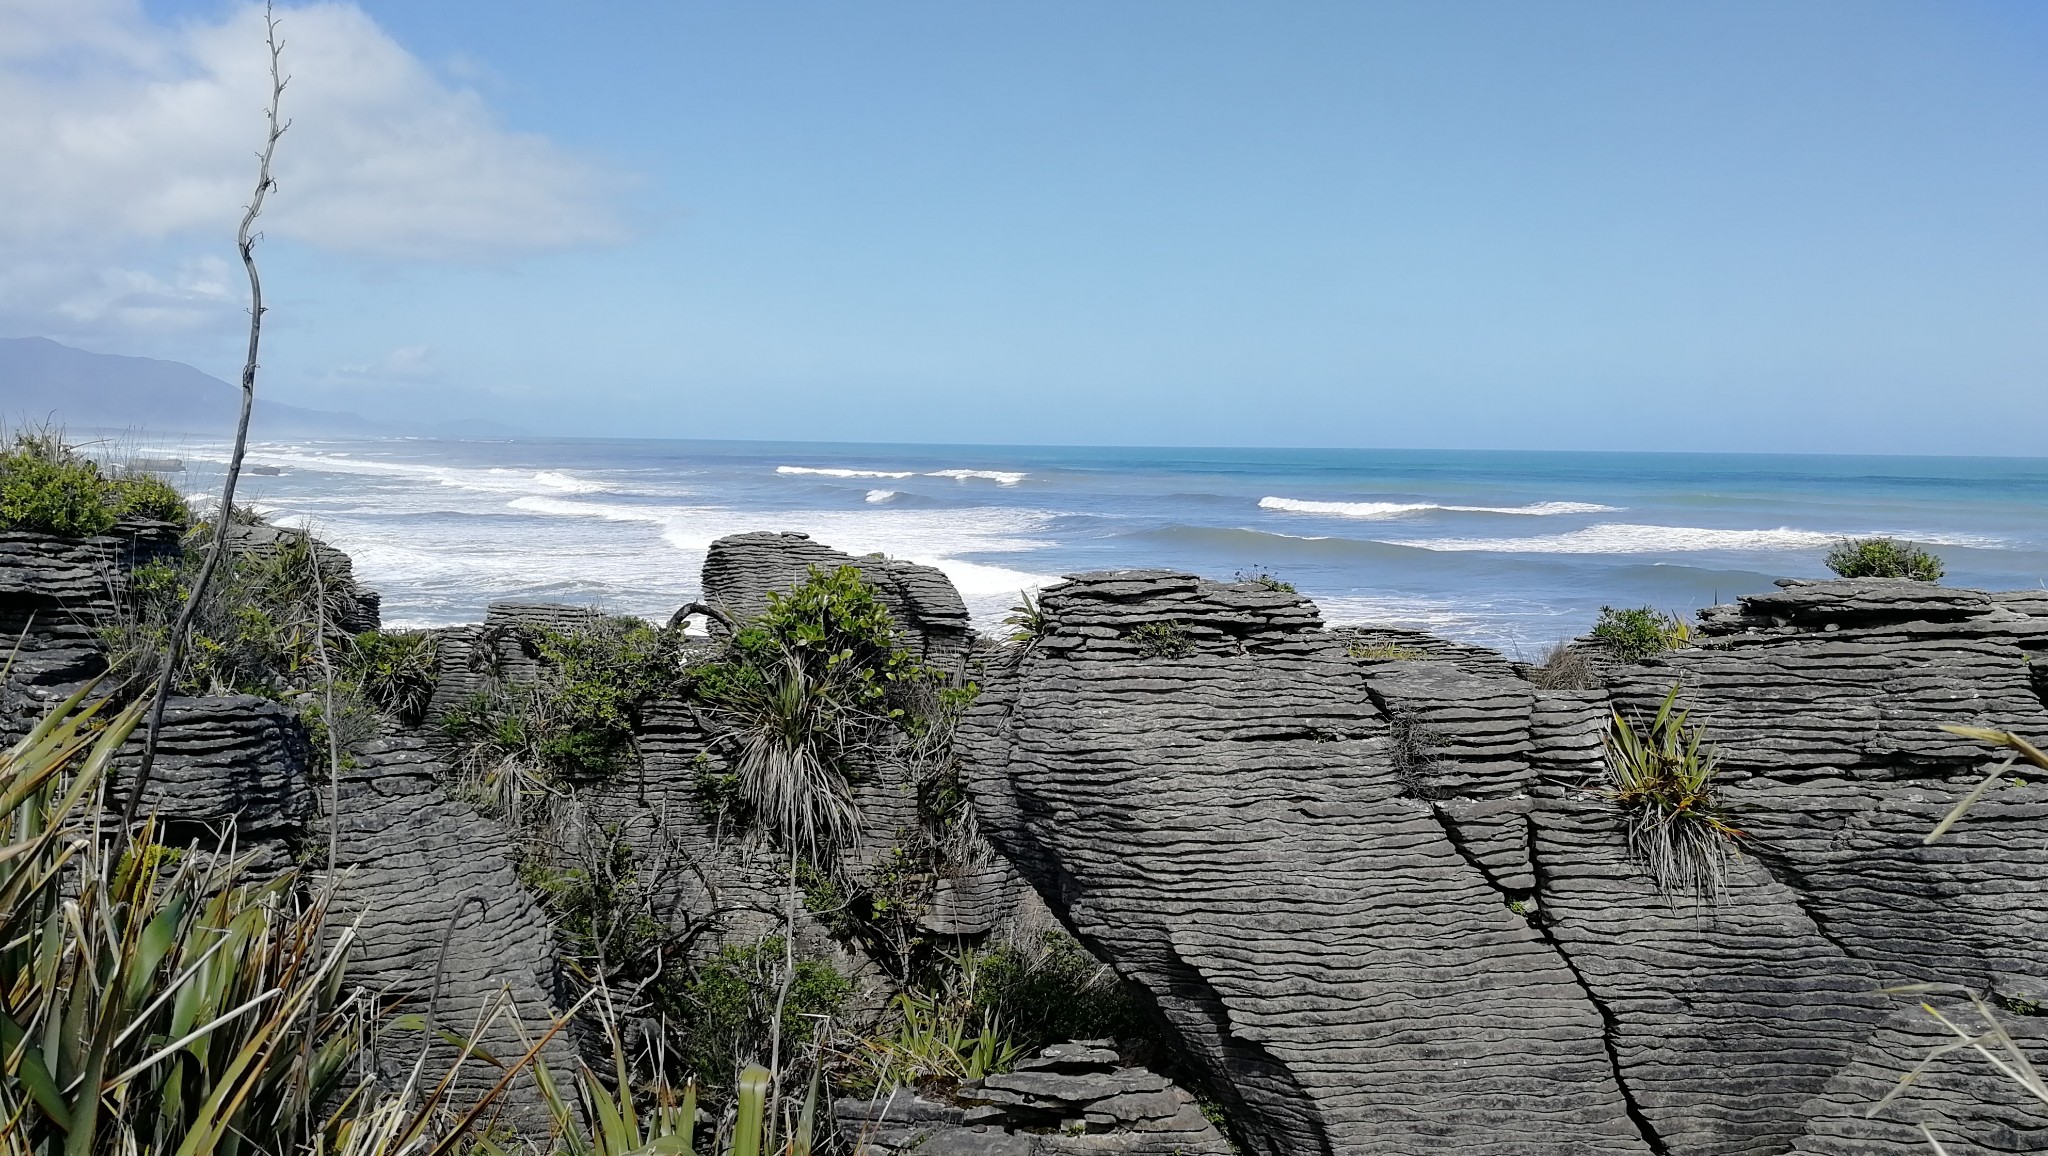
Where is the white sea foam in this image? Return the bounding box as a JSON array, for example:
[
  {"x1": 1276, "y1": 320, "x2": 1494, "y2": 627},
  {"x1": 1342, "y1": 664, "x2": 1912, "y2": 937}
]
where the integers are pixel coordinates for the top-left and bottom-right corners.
[
  {"x1": 776, "y1": 466, "x2": 916, "y2": 479},
  {"x1": 865, "y1": 490, "x2": 898, "y2": 503},
  {"x1": 1390, "y1": 523, "x2": 1840, "y2": 553},
  {"x1": 1260, "y1": 496, "x2": 1619, "y2": 519},
  {"x1": 927, "y1": 469, "x2": 1026, "y2": 486},
  {"x1": 194, "y1": 448, "x2": 617, "y2": 499}
]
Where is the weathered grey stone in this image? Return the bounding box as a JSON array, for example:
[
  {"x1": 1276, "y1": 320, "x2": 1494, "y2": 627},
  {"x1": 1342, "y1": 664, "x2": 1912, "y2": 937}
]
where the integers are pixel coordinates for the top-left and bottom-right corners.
[
  {"x1": 700, "y1": 531, "x2": 973, "y2": 667},
  {"x1": 960, "y1": 571, "x2": 1650, "y2": 1156},
  {"x1": 319, "y1": 726, "x2": 573, "y2": 1122}
]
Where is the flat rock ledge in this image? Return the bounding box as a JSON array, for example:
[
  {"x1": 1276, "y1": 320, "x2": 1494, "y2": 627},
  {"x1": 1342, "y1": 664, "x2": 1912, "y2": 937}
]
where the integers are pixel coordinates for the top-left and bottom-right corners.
[{"x1": 834, "y1": 1041, "x2": 1230, "y2": 1155}]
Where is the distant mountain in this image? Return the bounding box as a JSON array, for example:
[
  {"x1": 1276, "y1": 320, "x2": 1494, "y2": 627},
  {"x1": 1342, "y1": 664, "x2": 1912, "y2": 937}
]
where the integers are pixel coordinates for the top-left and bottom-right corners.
[{"x1": 0, "y1": 337, "x2": 393, "y2": 438}]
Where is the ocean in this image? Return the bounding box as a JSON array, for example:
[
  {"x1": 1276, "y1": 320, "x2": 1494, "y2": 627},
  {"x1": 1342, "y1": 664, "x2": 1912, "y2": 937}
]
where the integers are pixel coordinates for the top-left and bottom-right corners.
[{"x1": 157, "y1": 438, "x2": 2048, "y2": 656}]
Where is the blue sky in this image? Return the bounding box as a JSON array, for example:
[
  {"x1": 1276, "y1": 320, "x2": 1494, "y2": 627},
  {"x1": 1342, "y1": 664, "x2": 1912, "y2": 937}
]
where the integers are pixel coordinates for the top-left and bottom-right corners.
[{"x1": 5, "y1": 1, "x2": 2047, "y2": 452}]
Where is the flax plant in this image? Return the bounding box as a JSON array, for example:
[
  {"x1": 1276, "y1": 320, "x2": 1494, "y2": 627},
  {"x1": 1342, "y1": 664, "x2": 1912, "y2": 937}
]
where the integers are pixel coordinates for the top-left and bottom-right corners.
[{"x1": 1604, "y1": 684, "x2": 1744, "y2": 902}]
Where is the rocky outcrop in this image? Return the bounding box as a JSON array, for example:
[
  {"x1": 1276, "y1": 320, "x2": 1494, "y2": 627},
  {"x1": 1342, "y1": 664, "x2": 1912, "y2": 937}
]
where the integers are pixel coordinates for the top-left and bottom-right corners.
[
  {"x1": 321, "y1": 726, "x2": 575, "y2": 1121},
  {"x1": 109, "y1": 693, "x2": 313, "y2": 870},
  {"x1": 0, "y1": 522, "x2": 179, "y2": 735},
  {"x1": 701, "y1": 531, "x2": 973, "y2": 668},
  {"x1": 959, "y1": 570, "x2": 2048, "y2": 1156},
  {"x1": 960, "y1": 571, "x2": 1650, "y2": 1156},
  {"x1": 836, "y1": 1042, "x2": 1232, "y2": 1155}
]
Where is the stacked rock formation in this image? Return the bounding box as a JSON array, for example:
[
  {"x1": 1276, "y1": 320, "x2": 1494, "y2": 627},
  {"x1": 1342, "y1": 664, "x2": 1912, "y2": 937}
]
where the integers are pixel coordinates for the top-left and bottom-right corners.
[
  {"x1": 698, "y1": 531, "x2": 974, "y2": 668},
  {"x1": 834, "y1": 1041, "x2": 1232, "y2": 1154},
  {"x1": 959, "y1": 569, "x2": 2048, "y2": 1155}
]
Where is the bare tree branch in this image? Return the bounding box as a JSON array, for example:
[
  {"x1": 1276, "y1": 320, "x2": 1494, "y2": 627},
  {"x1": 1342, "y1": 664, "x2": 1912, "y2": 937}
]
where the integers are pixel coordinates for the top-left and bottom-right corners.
[{"x1": 118, "y1": 3, "x2": 289, "y2": 850}]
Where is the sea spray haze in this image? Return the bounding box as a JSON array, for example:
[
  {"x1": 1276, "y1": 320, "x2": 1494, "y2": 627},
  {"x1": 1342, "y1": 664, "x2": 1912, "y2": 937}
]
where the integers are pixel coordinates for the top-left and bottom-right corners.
[{"x1": 150, "y1": 438, "x2": 2048, "y2": 653}]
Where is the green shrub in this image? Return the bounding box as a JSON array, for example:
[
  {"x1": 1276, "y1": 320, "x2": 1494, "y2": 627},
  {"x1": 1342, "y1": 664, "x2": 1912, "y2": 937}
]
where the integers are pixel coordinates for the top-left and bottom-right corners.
[
  {"x1": 1003, "y1": 588, "x2": 1048, "y2": 645},
  {"x1": 973, "y1": 931, "x2": 1146, "y2": 1051},
  {"x1": 0, "y1": 432, "x2": 116, "y2": 536},
  {"x1": 1589, "y1": 605, "x2": 1690, "y2": 663},
  {"x1": 1130, "y1": 620, "x2": 1194, "y2": 658},
  {"x1": 107, "y1": 472, "x2": 190, "y2": 524},
  {"x1": 1605, "y1": 684, "x2": 1743, "y2": 901},
  {"x1": 664, "y1": 937, "x2": 849, "y2": 1093},
  {"x1": 1825, "y1": 536, "x2": 1943, "y2": 582},
  {"x1": 445, "y1": 618, "x2": 674, "y2": 788},
  {"x1": 692, "y1": 566, "x2": 924, "y2": 862},
  {"x1": 346, "y1": 628, "x2": 439, "y2": 722},
  {"x1": 1529, "y1": 641, "x2": 1601, "y2": 690},
  {"x1": 0, "y1": 434, "x2": 193, "y2": 536}
]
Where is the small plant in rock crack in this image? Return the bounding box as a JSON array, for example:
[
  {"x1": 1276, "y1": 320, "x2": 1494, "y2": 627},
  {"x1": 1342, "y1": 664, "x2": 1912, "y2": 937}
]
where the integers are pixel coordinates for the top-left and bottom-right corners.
[
  {"x1": 1004, "y1": 588, "x2": 1049, "y2": 646},
  {"x1": 1529, "y1": 640, "x2": 1601, "y2": 690},
  {"x1": 1604, "y1": 684, "x2": 1743, "y2": 902},
  {"x1": 344, "y1": 627, "x2": 439, "y2": 723},
  {"x1": 1130, "y1": 620, "x2": 1194, "y2": 658},
  {"x1": 1233, "y1": 567, "x2": 1296, "y2": 593}
]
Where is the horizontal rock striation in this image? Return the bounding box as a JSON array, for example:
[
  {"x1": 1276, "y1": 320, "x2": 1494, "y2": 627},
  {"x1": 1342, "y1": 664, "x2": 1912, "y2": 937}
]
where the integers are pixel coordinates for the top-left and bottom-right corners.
[
  {"x1": 0, "y1": 522, "x2": 179, "y2": 735},
  {"x1": 960, "y1": 570, "x2": 1649, "y2": 1156},
  {"x1": 321, "y1": 726, "x2": 574, "y2": 1121},
  {"x1": 700, "y1": 531, "x2": 973, "y2": 667},
  {"x1": 961, "y1": 571, "x2": 2048, "y2": 1156},
  {"x1": 836, "y1": 1041, "x2": 1232, "y2": 1155},
  {"x1": 108, "y1": 693, "x2": 312, "y2": 870}
]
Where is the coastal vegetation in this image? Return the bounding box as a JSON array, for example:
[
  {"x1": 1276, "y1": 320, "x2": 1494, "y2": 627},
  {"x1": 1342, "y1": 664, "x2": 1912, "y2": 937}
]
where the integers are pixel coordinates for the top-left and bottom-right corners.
[
  {"x1": 1589, "y1": 604, "x2": 1692, "y2": 663},
  {"x1": 1826, "y1": 536, "x2": 1945, "y2": 581},
  {"x1": 0, "y1": 430, "x2": 191, "y2": 536},
  {"x1": 1130, "y1": 620, "x2": 1195, "y2": 658},
  {"x1": 1604, "y1": 684, "x2": 1743, "y2": 901},
  {"x1": 1529, "y1": 641, "x2": 1601, "y2": 690}
]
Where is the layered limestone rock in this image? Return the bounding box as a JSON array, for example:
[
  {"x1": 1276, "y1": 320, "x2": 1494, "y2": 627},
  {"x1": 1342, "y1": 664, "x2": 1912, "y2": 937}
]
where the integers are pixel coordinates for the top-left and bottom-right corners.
[
  {"x1": 959, "y1": 570, "x2": 2048, "y2": 1156},
  {"x1": 0, "y1": 522, "x2": 179, "y2": 734},
  {"x1": 108, "y1": 693, "x2": 313, "y2": 870},
  {"x1": 835, "y1": 1041, "x2": 1232, "y2": 1155},
  {"x1": 700, "y1": 531, "x2": 973, "y2": 668},
  {"x1": 321, "y1": 726, "x2": 575, "y2": 1121},
  {"x1": 959, "y1": 570, "x2": 1650, "y2": 1156}
]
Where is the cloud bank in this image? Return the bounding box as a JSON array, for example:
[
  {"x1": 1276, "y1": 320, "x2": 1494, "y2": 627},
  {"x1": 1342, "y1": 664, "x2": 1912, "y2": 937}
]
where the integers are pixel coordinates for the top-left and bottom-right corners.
[{"x1": 0, "y1": 0, "x2": 623, "y2": 338}]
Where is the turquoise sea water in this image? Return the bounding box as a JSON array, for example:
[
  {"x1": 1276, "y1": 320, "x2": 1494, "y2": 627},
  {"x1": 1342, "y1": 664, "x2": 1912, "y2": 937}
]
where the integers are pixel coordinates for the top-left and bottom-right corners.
[{"x1": 168, "y1": 438, "x2": 2048, "y2": 654}]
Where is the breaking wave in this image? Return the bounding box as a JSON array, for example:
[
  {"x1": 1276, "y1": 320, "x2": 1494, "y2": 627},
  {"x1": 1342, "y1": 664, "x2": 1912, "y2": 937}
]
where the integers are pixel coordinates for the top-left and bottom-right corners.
[
  {"x1": 1260, "y1": 496, "x2": 1619, "y2": 519},
  {"x1": 1387, "y1": 523, "x2": 2001, "y2": 554},
  {"x1": 776, "y1": 466, "x2": 916, "y2": 479}
]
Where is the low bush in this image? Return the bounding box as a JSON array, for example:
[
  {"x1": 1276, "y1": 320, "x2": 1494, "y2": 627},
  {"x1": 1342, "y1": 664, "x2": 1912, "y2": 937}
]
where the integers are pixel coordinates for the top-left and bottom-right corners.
[
  {"x1": 1130, "y1": 620, "x2": 1194, "y2": 658},
  {"x1": 1605, "y1": 684, "x2": 1743, "y2": 901},
  {"x1": 691, "y1": 565, "x2": 923, "y2": 863},
  {"x1": 0, "y1": 432, "x2": 192, "y2": 536},
  {"x1": 1348, "y1": 641, "x2": 1427, "y2": 660},
  {"x1": 347, "y1": 627, "x2": 440, "y2": 722},
  {"x1": 0, "y1": 431, "x2": 118, "y2": 536},
  {"x1": 973, "y1": 930, "x2": 1147, "y2": 1051},
  {"x1": 108, "y1": 471, "x2": 191, "y2": 523},
  {"x1": 1825, "y1": 536, "x2": 1943, "y2": 582},
  {"x1": 665, "y1": 936, "x2": 850, "y2": 1094},
  {"x1": 1589, "y1": 605, "x2": 1691, "y2": 663},
  {"x1": 445, "y1": 617, "x2": 675, "y2": 789}
]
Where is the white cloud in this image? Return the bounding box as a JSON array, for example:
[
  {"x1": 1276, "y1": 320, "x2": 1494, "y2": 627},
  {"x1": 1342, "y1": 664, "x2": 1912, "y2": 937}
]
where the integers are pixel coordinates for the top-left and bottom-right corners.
[
  {"x1": 329, "y1": 343, "x2": 441, "y2": 383},
  {"x1": 0, "y1": 0, "x2": 624, "y2": 338}
]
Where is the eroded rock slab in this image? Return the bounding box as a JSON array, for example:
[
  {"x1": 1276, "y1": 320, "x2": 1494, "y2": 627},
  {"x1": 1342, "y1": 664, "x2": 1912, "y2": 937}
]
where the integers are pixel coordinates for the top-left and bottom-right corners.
[{"x1": 960, "y1": 571, "x2": 1648, "y2": 1156}]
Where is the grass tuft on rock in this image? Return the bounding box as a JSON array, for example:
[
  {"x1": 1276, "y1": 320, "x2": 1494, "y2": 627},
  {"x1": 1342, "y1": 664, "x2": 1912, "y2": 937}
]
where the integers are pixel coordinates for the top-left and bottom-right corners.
[
  {"x1": 1530, "y1": 641, "x2": 1602, "y2": 690},
  {"x1": 1826, "y1": 536, "x2": 1944, "y2": 582},
  {"x1": 1604, "y1": 684, "x2": 1743, "y2": 902}
]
